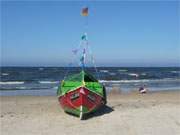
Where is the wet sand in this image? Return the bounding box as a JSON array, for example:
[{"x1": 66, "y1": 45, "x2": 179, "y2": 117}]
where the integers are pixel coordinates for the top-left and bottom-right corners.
[{"x1": 0, "y1": 90, "x2": 180, "y2": 135}]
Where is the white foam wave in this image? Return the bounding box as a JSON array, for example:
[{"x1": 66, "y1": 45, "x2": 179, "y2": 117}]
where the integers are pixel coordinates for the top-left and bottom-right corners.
[
  {"x1": 39, "y1": 81, "x2": 59, "y2": 84},
  {"x1": 99, "y1": 79, "x2": 180, "y2": 83},
  {"x1": 99, "y1": 80, "x2": 148, "y2": 83},
  {"x1": 53, "y1": 86, "x2": 58, "y2": 89},
  {"x1": 1, "y1": 73, "x2": 9, "y2": 76},
  {"x1": 39, "y1": 68, "x2": 44, "y2": 71},
  {"x1": 118, "y1": 69, "x2": 128, "y2": 72},
  {"x1": 0, "y1": 81, "x2": 24, "y2": 85},
  {"x1": 109, "y1": 72, "x2": 116, "y2": 75},
  {"x1": 128, "y1": 73, "x2": 139, "y2": 77},
  {"x1": 171, "y1": 71, "x2": 180, "y2": 73},
  {"x1": 16, "y1": 86, "x2": 27, "y2": 89},
  {"x1": 141, "y1": 73, "x2": 146, "y2": 76},
  {"x1": 100, "y1": 70, "x2": 109, "y2": 73}
]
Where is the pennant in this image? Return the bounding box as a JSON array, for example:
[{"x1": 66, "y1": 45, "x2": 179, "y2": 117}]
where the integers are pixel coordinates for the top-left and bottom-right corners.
[
  {"x1": 81, "y1": 7, "x2": 88, "y2": 16},
  {"x1": 81, "y1": 34, "x2": 87, "y2": 40},
  {"x1": 80, "y1": 56, "x2": 85, "y2": 68},
  {"x1": 72, "y1": 49, "x2": 78, "y2": 55},
  {"x1": 83, "y1": 48, "x2": 86, "y2": 54},
  {"x1": 80, "y1": 56, "x2": 84, "y2": 62}
]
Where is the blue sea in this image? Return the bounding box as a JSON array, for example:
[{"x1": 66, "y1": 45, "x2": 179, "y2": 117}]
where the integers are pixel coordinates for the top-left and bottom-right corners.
[{"x1": 0, "y1": 67, "x2": 180, "y2": 96}]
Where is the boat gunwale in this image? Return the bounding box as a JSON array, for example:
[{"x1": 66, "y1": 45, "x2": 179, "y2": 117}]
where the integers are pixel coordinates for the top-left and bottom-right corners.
[{"x1": 57, "y1": 86, "x2": 104, "y2": 98}]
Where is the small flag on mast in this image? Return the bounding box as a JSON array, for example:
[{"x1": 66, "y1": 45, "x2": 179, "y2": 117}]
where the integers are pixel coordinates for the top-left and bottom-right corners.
[
  {"x1": 83, "y1": 48, "x2": 86, "y2": 54},
  {"x1": 72, "y1": 49, "x2": 78, "y2": 55},
  {"x1": 81, "y1": 7, "x2": 88, "y2": 16},
  {"x1": 81, "y1": 33, "x2": 87, "y2": 40}
]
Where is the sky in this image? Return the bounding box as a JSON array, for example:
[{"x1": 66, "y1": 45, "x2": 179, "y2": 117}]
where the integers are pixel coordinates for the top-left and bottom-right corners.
[{"x1": 1, "y1": 0, "x2": 179, "y2": 67}]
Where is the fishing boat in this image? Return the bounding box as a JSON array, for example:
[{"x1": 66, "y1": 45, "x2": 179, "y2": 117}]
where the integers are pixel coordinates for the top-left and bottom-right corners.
[
  {"x1": 57, "y1": 70, "x2": 106, "y2": 119},
  {"x1": 57, "y1": 6, "x2": 106, "y2": 119}
]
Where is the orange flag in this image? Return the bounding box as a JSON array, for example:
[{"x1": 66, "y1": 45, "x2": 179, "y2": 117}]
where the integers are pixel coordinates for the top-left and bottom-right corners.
[{"x1": 81, "y1": 7, "x2": 88, "y2": 16}]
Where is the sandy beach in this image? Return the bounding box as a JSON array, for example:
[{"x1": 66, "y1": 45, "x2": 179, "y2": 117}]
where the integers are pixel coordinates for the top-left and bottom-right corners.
[{"x1": 0, "y1": 90, "x2": 180, "y2": 135}]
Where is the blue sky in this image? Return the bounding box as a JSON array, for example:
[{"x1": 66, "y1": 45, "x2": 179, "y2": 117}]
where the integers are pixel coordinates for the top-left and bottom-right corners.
[{"x1": 1, "y1": 1, "x2": 179, "y2": 67}]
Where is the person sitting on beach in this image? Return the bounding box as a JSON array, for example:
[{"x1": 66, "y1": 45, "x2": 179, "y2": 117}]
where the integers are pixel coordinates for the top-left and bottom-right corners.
[{"x1": 139, "y1": 85, "x2": 147, "y2": 94}]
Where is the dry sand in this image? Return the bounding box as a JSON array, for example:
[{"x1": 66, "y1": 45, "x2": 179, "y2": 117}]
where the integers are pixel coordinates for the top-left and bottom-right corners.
[{"x1": 0, "y1": 90, "x2": 180, "y2": 135}]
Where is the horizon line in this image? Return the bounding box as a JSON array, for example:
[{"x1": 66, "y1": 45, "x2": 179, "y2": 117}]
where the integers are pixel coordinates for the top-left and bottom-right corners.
[{"x1": 0, "y1": 66, "x2": 179, "y2": 68}]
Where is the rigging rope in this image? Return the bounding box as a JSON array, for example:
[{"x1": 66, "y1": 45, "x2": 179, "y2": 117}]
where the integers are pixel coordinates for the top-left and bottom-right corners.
[{"x1": 64, "y1": 5, "x2": 102, "y2": 81}]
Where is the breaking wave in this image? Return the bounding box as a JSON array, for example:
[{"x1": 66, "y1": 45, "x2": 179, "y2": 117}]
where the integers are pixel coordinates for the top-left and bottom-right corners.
[
  {"x1": 0, "y1": 81, "x2": 25, "y2": 85},
  {"x1": 99, "y1": 78, "x2": 180, "y2": 83},
  {"x1": 1, "y1": 73, "x2": 9, "y2": 76},
  {"x1": 39, "y1": 81, "x2": 59, "y2": 84}
]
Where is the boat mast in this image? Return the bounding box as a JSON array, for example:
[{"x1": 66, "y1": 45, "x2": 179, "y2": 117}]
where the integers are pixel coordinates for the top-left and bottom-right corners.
[{"x1": 80, "y1": 7, "x2": 88, "y2": 72}]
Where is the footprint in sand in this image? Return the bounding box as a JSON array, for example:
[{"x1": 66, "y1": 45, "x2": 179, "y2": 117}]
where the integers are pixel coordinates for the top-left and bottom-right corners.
[{"x1": 175, "y1": 121, "x2": 180, "y2": 127}]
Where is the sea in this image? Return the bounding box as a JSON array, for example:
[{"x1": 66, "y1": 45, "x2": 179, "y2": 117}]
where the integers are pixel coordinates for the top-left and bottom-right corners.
[{"x1": 0, "y1": 67, "x2": 180, "y2": 96}]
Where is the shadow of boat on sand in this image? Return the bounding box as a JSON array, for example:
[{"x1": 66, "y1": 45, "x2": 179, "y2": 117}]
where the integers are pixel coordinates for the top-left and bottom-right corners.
[
  {"x1": 83, "y1": 105, "x2": 114, "y2": 120},
  {"x1": 64, "y1": 105, "x2": 114, "y2": 120}
]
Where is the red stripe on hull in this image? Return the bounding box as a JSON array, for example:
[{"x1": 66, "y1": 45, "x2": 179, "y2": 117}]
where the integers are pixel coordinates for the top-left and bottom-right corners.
[{"x1": 58, "y1": 87, "x2": 103, "y2": 114}]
